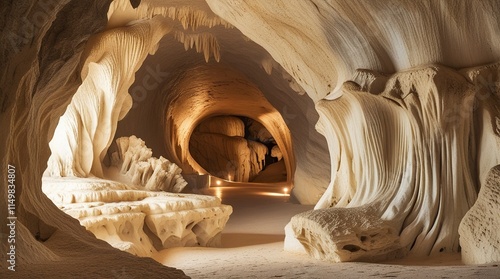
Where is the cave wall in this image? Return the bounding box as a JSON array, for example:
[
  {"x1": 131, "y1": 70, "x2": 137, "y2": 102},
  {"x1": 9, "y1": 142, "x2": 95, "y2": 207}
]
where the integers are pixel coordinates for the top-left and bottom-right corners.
[
  {"x1": 0, "y1": 0, "x2": 187, "y2": 276},
  {"x1": 208, "y1": 0, "x2": 500, "y2": 262},
  {"x1": 1, "y1": 0, "x2": 500, "y2": 274}
]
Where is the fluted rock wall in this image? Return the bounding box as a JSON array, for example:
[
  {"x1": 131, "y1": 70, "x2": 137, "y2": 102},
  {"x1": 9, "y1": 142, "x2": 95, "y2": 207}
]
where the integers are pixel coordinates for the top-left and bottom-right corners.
[
  {"x1": 0, "y1": 0, "x2": 189, "y2": 277},
  {"x1": 286, "y1": 64, "x2": 497, "y2": 261},
  {"x1": 45, "y1": 16, "x2": 171, "y2": 178},
  {"x1": 2, "y1": 0, "x2": 500, "y2": 274}
]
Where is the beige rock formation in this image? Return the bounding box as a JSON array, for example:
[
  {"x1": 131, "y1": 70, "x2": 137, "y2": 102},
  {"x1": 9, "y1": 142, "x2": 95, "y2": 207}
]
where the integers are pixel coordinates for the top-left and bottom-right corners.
[
  {"x1": 190, "y1": 116, "x2": 269, "y2": 182},
  {"x1": 109, "y1": 135, "x2": 187, "y2": 192},
  {"x1": 271, "y1": 145, "x2": 283, "y2": 161},
  {"x1": 190, "y1": 131, "x2": 269, "y2": 182},
  {"x1": 196, "y1": 116, "x2": 245, "y2": 137},
  {"x1": 44, "y1": 16, "x2": 171, "y2": 179},
  {"x1": 459, "y1": 165, "x2": 500, "y2": 264},
  {"x1": 2, "y1": 0, "x2": 500, "y2": 276},
  {"x1": 42, "y1": 177, "x2": 232, "y2": 257}
]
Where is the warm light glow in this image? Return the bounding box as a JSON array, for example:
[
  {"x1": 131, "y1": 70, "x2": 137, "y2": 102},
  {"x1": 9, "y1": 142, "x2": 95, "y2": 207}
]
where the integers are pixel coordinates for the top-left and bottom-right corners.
[
  {"x1": 215, "y1": 187, "x2": 222, "y2": 200},
  {"x1": 216, "y1": 180, "x2": 221, "y2": 186},
  {"x1": 228, "y1": 174, "x2": 231, "y2": 181},
  {"x1": 283, "y1": 187, "x2": 289, "y2": 194}
]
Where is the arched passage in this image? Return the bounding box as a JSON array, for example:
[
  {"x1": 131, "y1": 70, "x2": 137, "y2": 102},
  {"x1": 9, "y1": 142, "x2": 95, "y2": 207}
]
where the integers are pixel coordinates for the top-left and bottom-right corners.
[{"x1": 160, "y1": 64, "x2": 294, "y2": 184}]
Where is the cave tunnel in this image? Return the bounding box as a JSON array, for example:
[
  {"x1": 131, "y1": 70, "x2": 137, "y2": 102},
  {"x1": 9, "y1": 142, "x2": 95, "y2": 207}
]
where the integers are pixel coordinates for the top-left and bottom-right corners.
[
  {"x1": 102, "y1": 3, "x2": 332, "y2": 195},
  {"x1": 2, "y1": 0, "x2": 500, "y2": 277}
]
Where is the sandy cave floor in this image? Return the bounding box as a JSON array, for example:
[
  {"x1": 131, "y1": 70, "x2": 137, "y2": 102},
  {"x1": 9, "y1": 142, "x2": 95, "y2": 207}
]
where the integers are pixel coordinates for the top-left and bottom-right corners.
[{"x1": 153, "y1": 184, "x2": 500, "y2": 279}]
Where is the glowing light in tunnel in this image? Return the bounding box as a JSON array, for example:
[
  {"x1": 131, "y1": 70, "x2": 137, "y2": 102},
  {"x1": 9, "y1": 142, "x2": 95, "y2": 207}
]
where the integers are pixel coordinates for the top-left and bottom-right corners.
[
  {"x1": 283, "y1": 187, "x2": 289, "y2": 196},
  {"x1": 216, "y1": 180, "x2": 221, "y2": 186},
  {"x1": 215, "y1": 187, "x2": 222, "y2": 200}
]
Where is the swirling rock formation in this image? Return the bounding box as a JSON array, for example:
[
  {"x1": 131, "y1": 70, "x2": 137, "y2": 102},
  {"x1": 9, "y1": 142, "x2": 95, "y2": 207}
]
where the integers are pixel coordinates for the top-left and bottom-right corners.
[
  {"x1": 2, "y1": 0, "x2": 500, "y2": 277},
  {"x1": 286, "y1": 64, "x2": 484, "y2": 261}
]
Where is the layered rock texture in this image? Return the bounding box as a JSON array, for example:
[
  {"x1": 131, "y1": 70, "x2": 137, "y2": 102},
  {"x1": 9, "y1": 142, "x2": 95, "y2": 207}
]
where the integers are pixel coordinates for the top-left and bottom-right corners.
[
  {"x1": 286, "y1": 64, "x2": 497, "y2": 262},
  {"x1": 1, "y1": 0, "x2": 500, "y2": 276},
  {"x1": 42, "y1": 177, "x2": 232, "y2": 257}
]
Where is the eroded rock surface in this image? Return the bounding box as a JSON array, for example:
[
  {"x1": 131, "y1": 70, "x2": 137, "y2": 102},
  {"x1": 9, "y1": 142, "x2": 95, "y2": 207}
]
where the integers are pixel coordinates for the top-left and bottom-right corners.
[
  {"x1": 286, "y1": 64, "x2": 500, "y2": 262},
  {"x1": 109, "y1": 135, "x2": 187, "y2": 192},
  {"x1": 43, "y1": 177, "x2": 232, "y2": 257},
  {"x1": 459, "y1": 165, "x2": 500, "y2": 264}
]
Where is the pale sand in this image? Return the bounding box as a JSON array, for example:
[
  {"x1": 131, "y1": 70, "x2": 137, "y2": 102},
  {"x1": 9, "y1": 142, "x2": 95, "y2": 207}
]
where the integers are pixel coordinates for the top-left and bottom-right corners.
[{"x1": 153, "y1": 185, "x2": 500, "y2": 278}]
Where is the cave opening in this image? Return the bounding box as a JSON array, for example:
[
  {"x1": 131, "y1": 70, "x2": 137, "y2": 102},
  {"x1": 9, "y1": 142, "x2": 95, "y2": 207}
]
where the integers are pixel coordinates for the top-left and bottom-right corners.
[
  {"x1": 3, "y1": 0, "x2": 500, "y2": 277},
  {"x1": 39, "y1": 0, "x2": 331, "y2": 268}
]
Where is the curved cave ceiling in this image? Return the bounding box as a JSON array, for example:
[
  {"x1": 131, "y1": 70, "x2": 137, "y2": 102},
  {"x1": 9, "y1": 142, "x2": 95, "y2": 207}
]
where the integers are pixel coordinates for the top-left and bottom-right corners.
[
  {"x1": 109, "y1": 0, "x2": 331, "y2": 195},
  {"x1": 2, "y1": 0, "x2": 500, "y2": 274}
]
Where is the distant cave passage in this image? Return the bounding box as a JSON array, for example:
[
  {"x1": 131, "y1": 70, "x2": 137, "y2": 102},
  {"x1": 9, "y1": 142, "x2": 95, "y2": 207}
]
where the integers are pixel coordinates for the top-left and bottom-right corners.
[{"x1": 189, "y1": 115, "x2": 286, "y2": 183}]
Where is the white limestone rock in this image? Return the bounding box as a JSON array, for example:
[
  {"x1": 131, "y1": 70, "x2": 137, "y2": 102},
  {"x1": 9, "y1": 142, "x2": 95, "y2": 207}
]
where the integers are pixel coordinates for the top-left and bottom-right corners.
[
  {"x1": 109, "y1": 136, "x2": 187, "y2": 193},
  {"x1": 44, "y1": 17, "x2": 172, "y2": 179},
  {"x1": 459, "y1": 165, "x2": 500, "y2": 264},
  {"x1": 286, "y1": 206, "x2": 404, "y2": 262},
  {"x1": 43, "y1": 177, "x2": 232, "y2": 257},
  {"x1": 286, "y1": 65, "x2": 484, "y2": 261}
]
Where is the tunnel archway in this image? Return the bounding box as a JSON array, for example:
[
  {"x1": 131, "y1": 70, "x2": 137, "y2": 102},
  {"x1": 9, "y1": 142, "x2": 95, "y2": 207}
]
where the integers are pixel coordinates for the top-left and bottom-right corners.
[
  {"x1": 39, "y1": 0, "x2": 331, "y2": 262},
  {"x1": 160, "y1": 63, "x2": 294, "y2": 185}
]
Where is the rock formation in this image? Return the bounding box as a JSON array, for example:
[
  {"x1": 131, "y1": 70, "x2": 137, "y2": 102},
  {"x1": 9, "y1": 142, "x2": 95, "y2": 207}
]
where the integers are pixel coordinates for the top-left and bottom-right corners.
[
  {"x1": 286, "y1": 64, "x2": 484, "y2": 261},
  {"x1": 42, "y1": 177, "x2": 232, "y2": 257},
  {"x1": 207, "y1": 0, "x2": 500, "y2": 264},
  {"x1": 190, "y1": 116, "x2": 273, "y2": 182},
  {"x1": 271, "y1": 145, "x2": 283, "y2": 161},
  {"x1": 109, "y1": 135, "x2": 187, "y2": 192},
  {"x1": 459, "y1": 165, "x2": 500, "y2": 264},
  {"x1": 1, "y1": 0, "x2": 500, "y2": 276}
]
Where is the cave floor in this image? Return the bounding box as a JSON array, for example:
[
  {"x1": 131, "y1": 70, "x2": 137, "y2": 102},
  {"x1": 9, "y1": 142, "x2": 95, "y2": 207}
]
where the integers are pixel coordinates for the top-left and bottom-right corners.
[{"x1": 153, "y1": 185, "x2": 500, "y2": 279}]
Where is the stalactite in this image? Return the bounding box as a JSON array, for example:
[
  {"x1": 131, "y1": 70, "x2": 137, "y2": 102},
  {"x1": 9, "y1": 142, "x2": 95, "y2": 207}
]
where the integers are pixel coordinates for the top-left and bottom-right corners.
[{"x1": 173, "y1": 31, "x2": 221, "y2": 62}]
